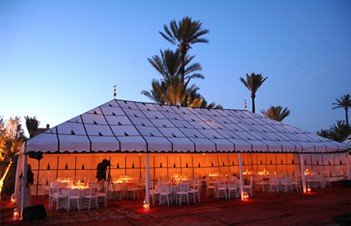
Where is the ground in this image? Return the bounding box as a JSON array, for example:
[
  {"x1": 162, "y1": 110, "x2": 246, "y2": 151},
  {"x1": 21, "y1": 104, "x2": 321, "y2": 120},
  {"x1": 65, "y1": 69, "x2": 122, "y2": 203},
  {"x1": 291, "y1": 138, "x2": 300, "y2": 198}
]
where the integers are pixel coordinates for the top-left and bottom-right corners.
[{"x1": 1, "y1": 184, "x2": 351, "y2": 225}]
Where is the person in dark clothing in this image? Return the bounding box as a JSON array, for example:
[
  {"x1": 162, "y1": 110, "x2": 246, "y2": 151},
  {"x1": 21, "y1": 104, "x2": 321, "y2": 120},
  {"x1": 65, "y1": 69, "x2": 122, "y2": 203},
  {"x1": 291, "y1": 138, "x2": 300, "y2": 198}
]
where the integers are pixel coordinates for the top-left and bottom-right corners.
[
  {"x1": 96, "y1": 159, "x2": 110, "y2": 191},
  {"x1": 19, "y1": 164, "x2": 34, "y2": 207}
]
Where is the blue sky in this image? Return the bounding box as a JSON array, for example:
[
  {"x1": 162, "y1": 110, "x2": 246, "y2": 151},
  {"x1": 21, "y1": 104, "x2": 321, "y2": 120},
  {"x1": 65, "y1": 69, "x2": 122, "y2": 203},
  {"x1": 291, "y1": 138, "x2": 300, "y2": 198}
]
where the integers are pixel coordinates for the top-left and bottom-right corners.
[{"x1": 1, "y1": 0, "x2": 350, "y2": 134}]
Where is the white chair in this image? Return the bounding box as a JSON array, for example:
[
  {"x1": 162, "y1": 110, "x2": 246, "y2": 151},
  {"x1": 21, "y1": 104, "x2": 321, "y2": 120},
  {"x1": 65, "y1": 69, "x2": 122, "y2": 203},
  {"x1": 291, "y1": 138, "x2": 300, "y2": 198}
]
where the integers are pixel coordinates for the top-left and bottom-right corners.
[
  {"x1": 290, "y1": 176, "x2": 301, "y2": 192},
  {"x1": 256, "y1": 178, "x2": 269, "y2": 192},
  {"x1": 243, "y1": 176, "x2": 254, "y2": 197},
  {"x1": 315, "y1": 175, "x2": 324, "y2": 188},
  {"x1": 269, "y1": 177, "x2": 280, "y2": 193},
  {"x1": 67, "y1": 189, "x2": 81, "y2": 211},
  {"x1": 306, "y1": 175, "x2": 317, "y2": 188},
  {"x1": 158, "y1": 185, "x2": 172, "y2": 205},
  {"x1": 126, "y1": 182, "x2": 140, "y2": 200},
  {"x1": 48, "y1": 182, "x2": 68, "y2": 210},
  {"x1": 97, "y1": 181, "x2": 108, "y2": 208},
  {"x1": 215, "y1": 182, "x2": 228, "y2": 199},
  {"x1": 205, "y1": 180, "x2": 215, "y2": 197},
  {"x1": 323, "y1": 176, "x2": 332, "y2": 188},
  {"x1": 113, "y1": 183, "x2": 125, "y2": 200},
  {"x1": 82, "y1": 185, "x2": 98, "y2": 210},
  {"x1": 280, "y1": 177, "x2": 292, "y2": 193},
  {"x1": 188, "y1": 180, "x2": 201, "y2": 203},
  {"x1": 149, "y1": 181, "x2": 160, "y2": 205},
  {"x1": 176, "y1": 183, "x2": 190, "y2": 205},
  {"x1": 227, "y1": 182, "x2": 239, "y2": 199}
]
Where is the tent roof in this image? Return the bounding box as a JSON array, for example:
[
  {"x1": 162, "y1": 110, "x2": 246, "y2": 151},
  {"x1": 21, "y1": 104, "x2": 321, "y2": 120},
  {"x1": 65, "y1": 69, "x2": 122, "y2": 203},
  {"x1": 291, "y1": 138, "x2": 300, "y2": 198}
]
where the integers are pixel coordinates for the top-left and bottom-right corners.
[
  {"x1": 26, "y1": 99, "x2": 347, "y2": 154},
  {"x1": 343, "y1": 134, "x2": 351, "y2": 150}
]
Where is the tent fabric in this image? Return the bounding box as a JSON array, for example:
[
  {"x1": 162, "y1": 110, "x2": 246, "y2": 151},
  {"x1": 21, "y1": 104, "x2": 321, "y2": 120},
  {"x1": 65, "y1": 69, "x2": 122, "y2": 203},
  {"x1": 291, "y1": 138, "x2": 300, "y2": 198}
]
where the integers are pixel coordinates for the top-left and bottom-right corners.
[
  {"x1": 25, "y1": 99, "x2": 347, "y2": 154},
  {"x1": 343, "y1": 134, "x2": 351, "y2": 150}
]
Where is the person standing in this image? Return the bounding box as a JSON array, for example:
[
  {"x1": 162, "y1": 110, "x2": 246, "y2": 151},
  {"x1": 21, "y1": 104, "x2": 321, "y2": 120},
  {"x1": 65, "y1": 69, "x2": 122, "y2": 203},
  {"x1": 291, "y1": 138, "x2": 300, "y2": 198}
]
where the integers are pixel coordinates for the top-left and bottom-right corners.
[
  {"x1": 19, "y1": 164, "x2": 34, "y2": 208},
  {"x1": 96, "y1": 159, "x2": 110, "y2": 191}
]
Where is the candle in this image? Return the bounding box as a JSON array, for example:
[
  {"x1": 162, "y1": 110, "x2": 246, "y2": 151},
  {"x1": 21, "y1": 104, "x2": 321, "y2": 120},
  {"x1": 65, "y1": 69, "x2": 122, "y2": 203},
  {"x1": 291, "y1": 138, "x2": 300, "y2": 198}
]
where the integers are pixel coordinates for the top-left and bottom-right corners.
[
  {"x1": 10, "y1": 194, "x2": 16, "y2": 204},
  {"x1": 13, "y1": 208, "x2": 19, "y2": 219},
  {"x1": 143, "y1": 201, "x2": 150, "y2": 211},
  {"x1": 242, "y1": 192, "x2": 249, "y2": 200}
]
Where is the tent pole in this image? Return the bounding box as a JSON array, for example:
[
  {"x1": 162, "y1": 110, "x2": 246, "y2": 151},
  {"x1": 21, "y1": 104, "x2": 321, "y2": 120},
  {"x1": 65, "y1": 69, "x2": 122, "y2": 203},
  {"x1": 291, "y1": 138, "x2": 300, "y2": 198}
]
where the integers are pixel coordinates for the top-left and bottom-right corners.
[
  {"x1": 346, "y1": 152, "x2": 350, "y2": 180},
  {"x1": 144, "y1": 152, "x2": 150, "y2": 206},
  {"x1": 238, "y1": 153, "x2": 244, "y2": 200},
  {"x1": 20, "y1": 152, "x2": 28, "y2": 220},
  {"x1": 299, "y1": 154, "x2": 307, "y2": 193}
]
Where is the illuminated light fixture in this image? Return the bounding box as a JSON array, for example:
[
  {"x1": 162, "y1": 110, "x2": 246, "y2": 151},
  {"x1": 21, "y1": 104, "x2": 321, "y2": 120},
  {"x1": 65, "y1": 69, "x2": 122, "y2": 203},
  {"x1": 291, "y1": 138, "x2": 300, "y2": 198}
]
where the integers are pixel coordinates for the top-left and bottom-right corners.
[
  {"x1": 13, "y1": 208, "x2": 19, "y2": 220},
  {"x1": 10, "y1": 194, "x2": 16, "y2": 204},
  {"x1": 143, "y1": 201, "x2": 150, "y2": 211},
  {"x1": 307, "y1": 187, "x2": 312, "y2": 193},
  {"x1": 242, "y1": 192, "x2": 249, "y2": 201}
]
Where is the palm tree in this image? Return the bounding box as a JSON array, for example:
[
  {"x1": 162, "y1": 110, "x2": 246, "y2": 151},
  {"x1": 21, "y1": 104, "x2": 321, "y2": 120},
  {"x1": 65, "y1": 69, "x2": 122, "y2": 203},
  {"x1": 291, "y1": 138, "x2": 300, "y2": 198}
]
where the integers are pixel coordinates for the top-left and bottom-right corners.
[
  {"x1": 159, "y1": 17, "x2": 209, "y2": 82},
  {"x1": 142, "y1": 75, "x2": 222, "y2": 109},
  {"x1": 24, "y1": 116, "x2": 40, "y2": 138},
  {"x1": 261, "y1": 106, "x2": 290, "y2": 122},
  {"x1": 142, "y1": 49, "x2": 204, "y2": 105},
  {"x1": 147, "y1": 49, "x2": 204, "y2": 86},
  {"x1": 317, "y1": 129, "x2": 332, "y2": 140},
  {"x1": 240, "y1": 73, "x2": 268, "y2": 113},
  {"x1": 332, "y1": 94, "x2": 351, "y2": 125},
  {"x1": 328, "y1": 120, "x2": 351, "y2": 142}
]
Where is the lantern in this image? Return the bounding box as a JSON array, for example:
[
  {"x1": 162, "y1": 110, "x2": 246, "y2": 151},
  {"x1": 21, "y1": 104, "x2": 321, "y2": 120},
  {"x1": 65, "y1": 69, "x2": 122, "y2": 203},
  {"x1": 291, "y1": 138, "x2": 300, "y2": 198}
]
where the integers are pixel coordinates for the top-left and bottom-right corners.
[
  {"x1": 13, "y1": 208, "x2": 19, "y2": 219},
  {"x1": 242, "y1": 192, "x2": 249, "y2": 200},
  {"x1": 143, "y1": 201, "x2": 150, "y2": 211},
  {"x1": 10, "y1": 194, "x2": 16, "y2": 204}
]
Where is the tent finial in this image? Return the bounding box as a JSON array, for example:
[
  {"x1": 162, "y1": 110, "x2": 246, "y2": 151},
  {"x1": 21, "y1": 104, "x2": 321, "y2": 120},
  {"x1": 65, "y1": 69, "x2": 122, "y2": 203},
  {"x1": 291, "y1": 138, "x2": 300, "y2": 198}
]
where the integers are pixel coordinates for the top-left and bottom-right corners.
[{"x1": 113, "y1": 85, "x2": 117, "y2": 99}]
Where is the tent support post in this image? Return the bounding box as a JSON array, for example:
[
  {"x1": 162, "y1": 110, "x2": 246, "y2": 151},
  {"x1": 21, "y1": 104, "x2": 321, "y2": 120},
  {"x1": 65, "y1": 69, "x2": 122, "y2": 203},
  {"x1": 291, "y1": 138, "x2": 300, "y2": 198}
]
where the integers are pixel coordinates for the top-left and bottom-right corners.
[
  {"x1": 346, "y1": 152, "x2": 350, "y2": 180},
  {"x1": 299, "y1": 154, "x2": 307, "y2": 193},
  {"x1": 20, "y1": 152, "x2": 28, "y2": 220},
  {"x1": 238, "y1": 153, "x2": 244, "y2": 200},
  {"x1": 144, "y1": 152, "x2": 150, "y2": 207}
]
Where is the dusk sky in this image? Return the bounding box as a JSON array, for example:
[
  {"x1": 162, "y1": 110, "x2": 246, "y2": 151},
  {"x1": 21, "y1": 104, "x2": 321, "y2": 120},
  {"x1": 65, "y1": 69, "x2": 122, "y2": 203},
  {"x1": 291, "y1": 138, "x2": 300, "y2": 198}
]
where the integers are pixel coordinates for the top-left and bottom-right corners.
[{"x1": 1, "y1": 0, "x2": 350, "y2": 135}]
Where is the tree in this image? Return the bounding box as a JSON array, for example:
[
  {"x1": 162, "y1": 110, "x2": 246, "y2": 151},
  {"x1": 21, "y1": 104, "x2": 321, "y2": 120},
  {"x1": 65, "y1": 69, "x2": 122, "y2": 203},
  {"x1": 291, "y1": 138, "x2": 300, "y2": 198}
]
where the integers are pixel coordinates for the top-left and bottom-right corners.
[
  {"x1": 142, "y1": 49, "x2": 221, "y2": 108},
  {"x1": 317, "y1": 120, "x2": 351, "y2": 142},
  {"x1": 332, "y1": 94, "x2": 351, "y2": 125},
  {"x1": 0, "y1": 117, "x2": 26, "y2": 197},
  {"x1": 317, "y1": 129, "x2": 332, "y2": 139},
  {"x1": 159, "y1": 17, "x2": 209, "y2": 82},
  {"x1": 24, "y1": 116, "x2": 40, "y2": 138},
  {"x1": 240, "y1": 73, "x2": 268, "y2": 113},
  {"x1": 142, "y1": 49, "x2": 204, "y2": 105},
  {"x1": 261, "y1": 106, "x2": 290, "y2": 122},
  {"x1": 329, "y1": 120, "x2": 351, "y2": 142}
]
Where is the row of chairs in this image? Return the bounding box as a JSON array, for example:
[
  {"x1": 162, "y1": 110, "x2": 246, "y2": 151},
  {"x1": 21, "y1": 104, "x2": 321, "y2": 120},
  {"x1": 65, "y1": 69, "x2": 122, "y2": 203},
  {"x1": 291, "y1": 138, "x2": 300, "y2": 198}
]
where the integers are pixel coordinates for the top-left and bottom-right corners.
[
  {"x1": 48, "y1": 182, "x2": 108, "y2": 211},
  {"x1": 256, "y1": 177, "x2": 301, "y2": 193},
  {"x1": 150, "y1": 180, "x2": 201, "y2": 206}
]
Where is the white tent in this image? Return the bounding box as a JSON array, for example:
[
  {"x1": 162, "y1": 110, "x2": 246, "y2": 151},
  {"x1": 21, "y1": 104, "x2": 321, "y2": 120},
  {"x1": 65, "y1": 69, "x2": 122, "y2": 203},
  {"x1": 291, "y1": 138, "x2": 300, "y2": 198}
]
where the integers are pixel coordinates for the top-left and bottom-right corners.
[
  {"x1": 343, "y1": 134, "x2": 351, "y2": 150},
  {"x1": 18, "y1": 99, "x2": 349, "y2": 214}
]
